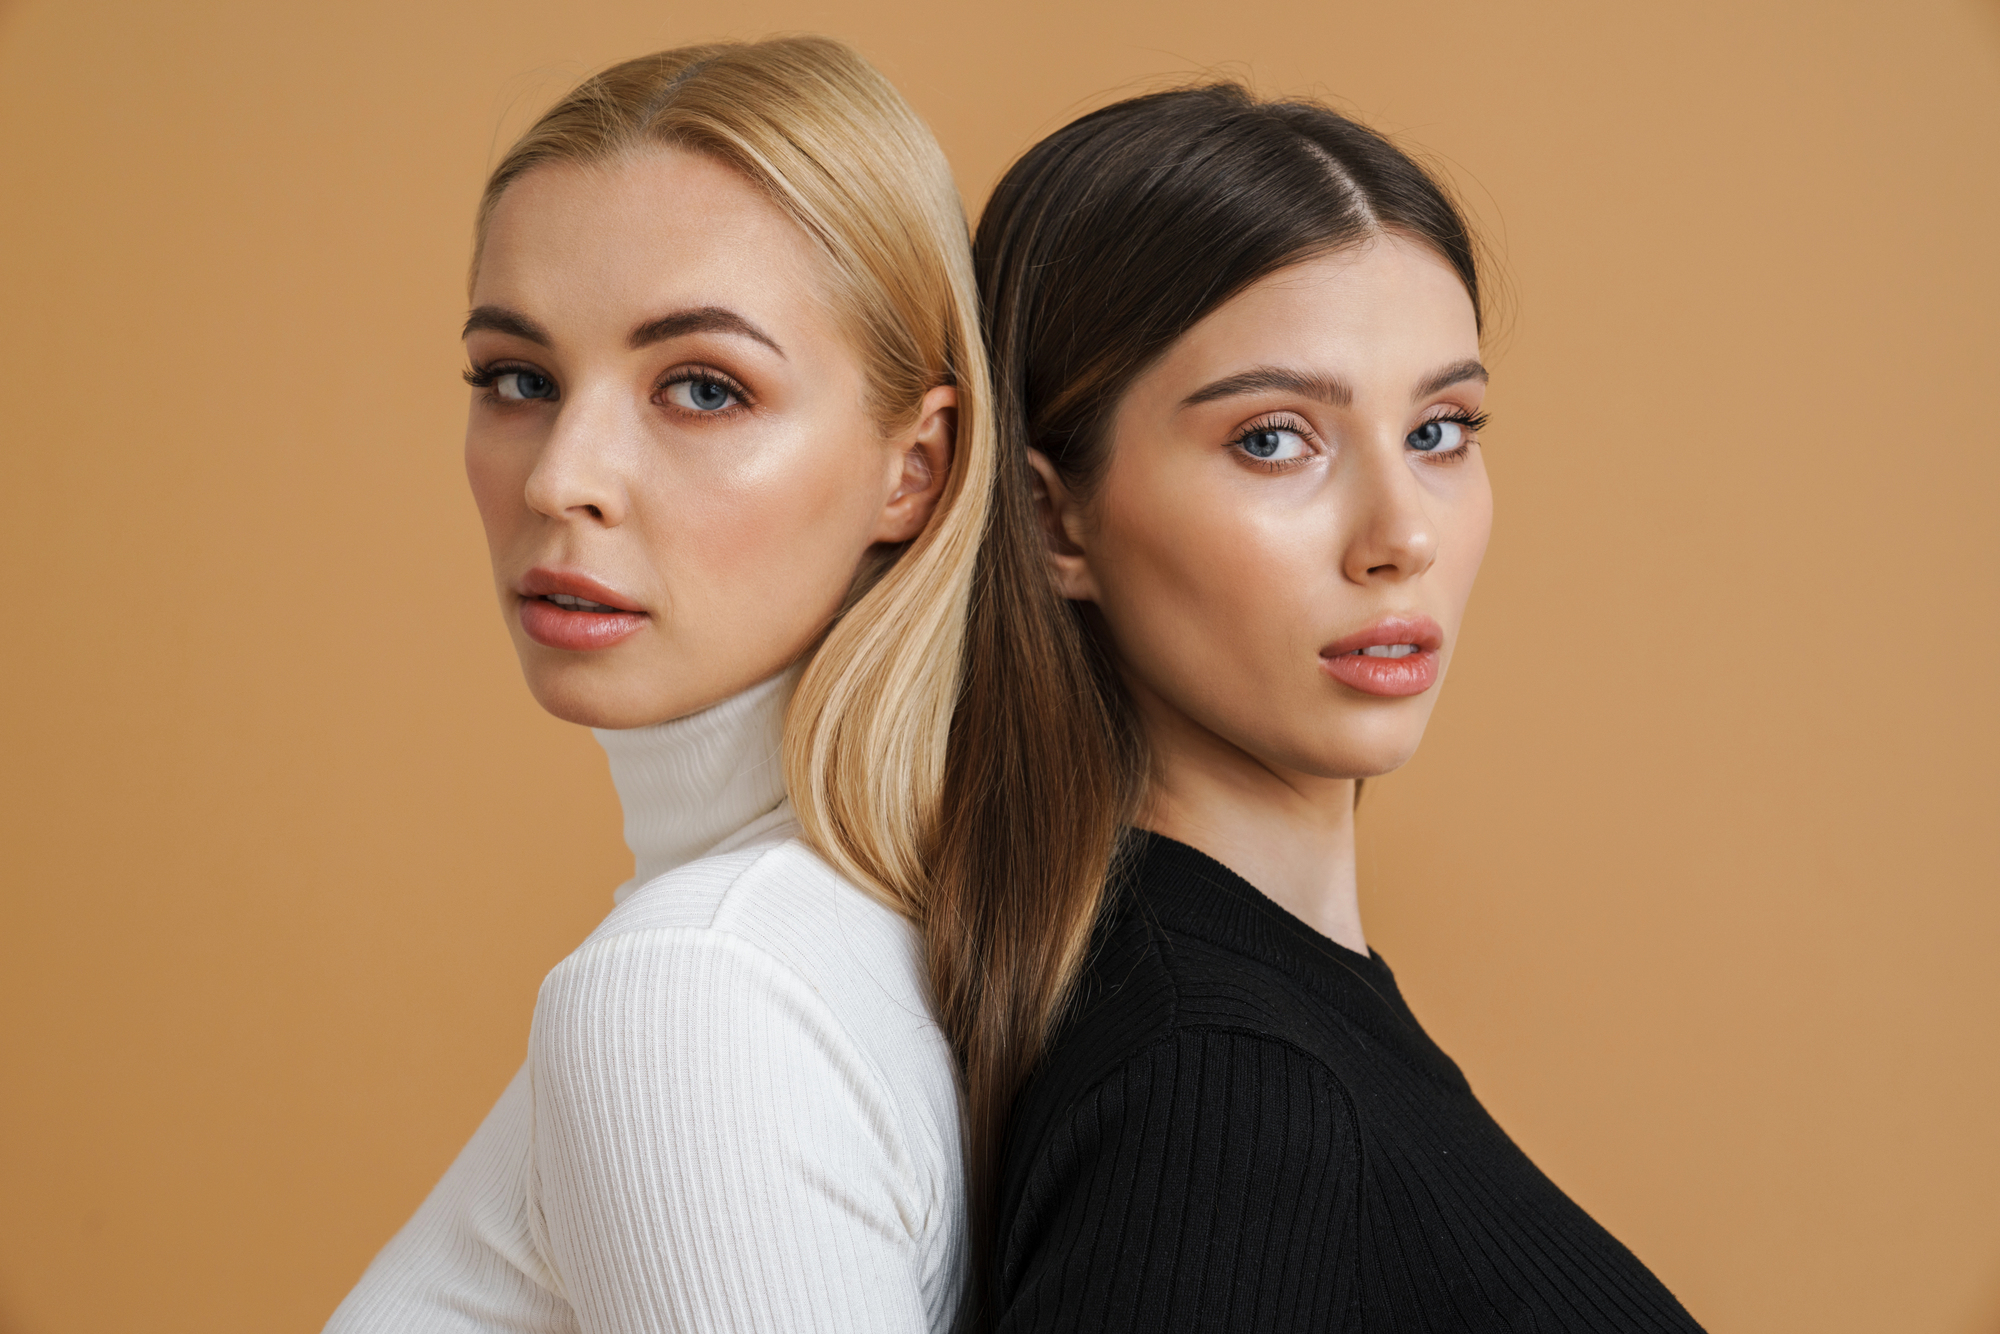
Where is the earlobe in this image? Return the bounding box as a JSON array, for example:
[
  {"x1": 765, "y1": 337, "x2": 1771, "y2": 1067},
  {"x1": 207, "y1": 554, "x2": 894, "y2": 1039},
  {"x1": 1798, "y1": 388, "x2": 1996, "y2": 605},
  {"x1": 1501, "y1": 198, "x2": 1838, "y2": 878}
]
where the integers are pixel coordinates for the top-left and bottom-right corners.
[{"x1": 1024, "y1": 449, "x2": 1100, "y2": 603}]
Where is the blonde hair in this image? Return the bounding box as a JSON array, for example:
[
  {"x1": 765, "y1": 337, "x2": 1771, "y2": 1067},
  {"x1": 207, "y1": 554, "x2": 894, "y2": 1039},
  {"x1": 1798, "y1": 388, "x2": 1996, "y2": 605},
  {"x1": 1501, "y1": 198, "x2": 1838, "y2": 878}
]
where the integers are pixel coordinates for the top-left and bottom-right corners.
[{"x1": 473, "y1": 38, "x2": 992, "y2": 921}]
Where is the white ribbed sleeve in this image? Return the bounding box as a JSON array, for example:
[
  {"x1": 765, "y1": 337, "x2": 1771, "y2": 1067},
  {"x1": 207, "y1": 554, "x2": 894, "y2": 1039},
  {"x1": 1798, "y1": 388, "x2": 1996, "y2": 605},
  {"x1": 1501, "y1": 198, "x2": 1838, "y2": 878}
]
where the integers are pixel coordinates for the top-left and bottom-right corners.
[
  {"x1": 328, "y1": 834, "x2": 966, "y2": 1334},
  {"x1": 533, "y1": 927, "x2": 933, "y2": 1331}
]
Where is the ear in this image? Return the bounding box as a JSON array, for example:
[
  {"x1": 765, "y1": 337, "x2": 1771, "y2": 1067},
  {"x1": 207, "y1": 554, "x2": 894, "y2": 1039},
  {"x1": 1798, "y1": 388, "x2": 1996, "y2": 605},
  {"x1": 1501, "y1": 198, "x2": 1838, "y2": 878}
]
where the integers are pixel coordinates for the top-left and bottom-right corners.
[
  {"x1": 874, "y1": 384, "x2": 956, "y2": 545},
  {"x1": 1024, "y1": 448, "x2": 1100, "y2": 603}
]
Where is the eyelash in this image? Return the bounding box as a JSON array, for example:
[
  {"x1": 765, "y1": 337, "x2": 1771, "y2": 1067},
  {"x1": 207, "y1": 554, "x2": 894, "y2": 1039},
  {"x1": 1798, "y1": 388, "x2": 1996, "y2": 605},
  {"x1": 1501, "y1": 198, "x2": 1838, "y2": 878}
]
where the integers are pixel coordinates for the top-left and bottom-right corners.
[
  {"x1": 1417, "y1": 408, "x2": 1490, "y2": 464},
  {"x1": 1223, "y1": 407, "x2": 1491, "y2": 471},
  {"x1": 1227, "y1": 413, "x2": 1320, "y2": 471},
  {"x1": 459, "y1": 362, "x2": 755, "y2": 415},
  {"x1": 657, "y1": 366, "x2": 753, "y2": 416},
  {"x1": 461, "y1": 361, "x2": 517, "y2": 391}
]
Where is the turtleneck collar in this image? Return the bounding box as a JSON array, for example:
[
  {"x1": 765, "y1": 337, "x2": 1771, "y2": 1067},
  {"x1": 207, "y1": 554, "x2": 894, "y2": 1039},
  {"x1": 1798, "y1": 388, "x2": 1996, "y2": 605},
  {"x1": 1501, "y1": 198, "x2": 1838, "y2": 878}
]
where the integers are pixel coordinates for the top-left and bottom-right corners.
[{"x1": 593, "y1": 665, "x2": 799, "y2": 903}]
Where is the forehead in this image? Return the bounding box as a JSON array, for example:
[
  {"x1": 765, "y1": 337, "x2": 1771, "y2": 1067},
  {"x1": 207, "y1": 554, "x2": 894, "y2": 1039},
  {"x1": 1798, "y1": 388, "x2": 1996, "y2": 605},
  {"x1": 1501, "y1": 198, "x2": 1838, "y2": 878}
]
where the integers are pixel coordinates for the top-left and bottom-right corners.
[
  {"x1": 1155, "y1": 236, "x2": 1480, "y2": 394},
  {"x1": 472, "y1": 146, "x2": 832, "y2": 328}
]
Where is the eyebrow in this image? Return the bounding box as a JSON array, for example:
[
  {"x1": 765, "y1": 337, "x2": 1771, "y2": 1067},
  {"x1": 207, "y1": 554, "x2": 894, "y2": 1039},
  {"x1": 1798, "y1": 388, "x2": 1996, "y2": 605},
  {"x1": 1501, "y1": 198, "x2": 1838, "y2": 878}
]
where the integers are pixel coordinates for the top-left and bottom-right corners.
[
  {"x1": 1181, "y1": 366, "x2": 1353, "y2": 410},
  {"x1": 462, "y1": 305, "x2": 552, "y2": 346},
  {"x1": 460, "y1": 304, "x2": 786, "y2": 359},
  {"x1": 630, "y1": 306, "x2": 784, "y2": 357},
  {"x1": 1179, "y1": 358, "x2": 1490, "y2": 411},
  {"x1": 1412, "y1": 358, "x2": 1489, "y2": 400}
]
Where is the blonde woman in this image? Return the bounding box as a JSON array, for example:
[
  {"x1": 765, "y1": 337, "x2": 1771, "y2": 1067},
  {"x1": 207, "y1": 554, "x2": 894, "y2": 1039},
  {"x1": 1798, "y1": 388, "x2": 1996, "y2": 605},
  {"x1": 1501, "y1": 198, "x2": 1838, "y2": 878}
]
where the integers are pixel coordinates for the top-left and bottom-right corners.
[{"x1": 328, "y1": 39, "x2": 991, "y2": 1332}]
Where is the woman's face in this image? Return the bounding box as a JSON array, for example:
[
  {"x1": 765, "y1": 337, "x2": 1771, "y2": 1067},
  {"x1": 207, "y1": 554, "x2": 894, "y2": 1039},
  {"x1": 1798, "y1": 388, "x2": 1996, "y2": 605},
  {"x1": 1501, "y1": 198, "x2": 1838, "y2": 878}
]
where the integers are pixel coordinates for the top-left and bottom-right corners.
[
  {"x1": 465, "y1": 147, "x2": 953, "y2": 729},
  {"x1": 1040, "y1": 235, "x2": 1491, "y2": 784}
]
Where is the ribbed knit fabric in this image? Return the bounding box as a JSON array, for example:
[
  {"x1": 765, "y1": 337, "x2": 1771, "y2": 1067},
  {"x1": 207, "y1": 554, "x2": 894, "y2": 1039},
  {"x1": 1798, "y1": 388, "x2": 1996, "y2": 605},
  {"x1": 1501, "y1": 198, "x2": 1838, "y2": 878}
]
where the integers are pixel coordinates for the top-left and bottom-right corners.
[
  {"x1": 993, "y1": 832, "x2": 1705, "y2": 1333},
  {"x1": 327, "y1": 669, "x2": 967, "y2": 1333}
]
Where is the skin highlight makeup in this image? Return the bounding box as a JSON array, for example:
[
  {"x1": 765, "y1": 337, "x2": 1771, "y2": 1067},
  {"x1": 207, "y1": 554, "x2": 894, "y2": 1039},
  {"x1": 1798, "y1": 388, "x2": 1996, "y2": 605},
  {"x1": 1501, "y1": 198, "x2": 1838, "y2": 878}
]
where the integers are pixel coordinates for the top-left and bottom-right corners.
[
  {"x1": 463, "y1": 147, "x2": 955, "y2": 730},
  {"x1": 1032, "y1": 235, "x2": 1491, "y2": 951}
]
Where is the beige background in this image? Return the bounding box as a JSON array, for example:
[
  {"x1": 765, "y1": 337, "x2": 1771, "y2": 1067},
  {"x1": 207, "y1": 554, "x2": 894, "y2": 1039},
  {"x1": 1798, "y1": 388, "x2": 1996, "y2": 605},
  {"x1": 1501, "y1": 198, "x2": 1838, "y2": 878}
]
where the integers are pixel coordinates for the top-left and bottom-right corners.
[{"x1": 2, "y1": 1, "x2": 1996, "y2": 1330}]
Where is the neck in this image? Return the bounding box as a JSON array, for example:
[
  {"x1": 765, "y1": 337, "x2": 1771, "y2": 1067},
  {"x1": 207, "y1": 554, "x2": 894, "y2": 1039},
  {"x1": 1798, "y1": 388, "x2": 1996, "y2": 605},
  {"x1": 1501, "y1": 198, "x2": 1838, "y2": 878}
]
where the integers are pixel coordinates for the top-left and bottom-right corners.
[
  {"x1": 592, "y1": 664, "x2": 800, "y2": 901},
  {"x1": 1133, "y1": 683, "x2": 1366, "y2": 954}
]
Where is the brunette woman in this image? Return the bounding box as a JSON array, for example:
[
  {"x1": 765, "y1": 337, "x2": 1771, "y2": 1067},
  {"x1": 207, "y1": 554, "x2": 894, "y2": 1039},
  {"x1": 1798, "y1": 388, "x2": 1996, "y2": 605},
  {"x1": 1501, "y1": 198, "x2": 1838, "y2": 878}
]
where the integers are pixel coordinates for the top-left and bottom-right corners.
[
  {"x1": 945, "y1": 86, "x2": 1708, "y2": 1331},
  {"x1": 327, "y1": 39, "x2": 993, "y2": 1332}
]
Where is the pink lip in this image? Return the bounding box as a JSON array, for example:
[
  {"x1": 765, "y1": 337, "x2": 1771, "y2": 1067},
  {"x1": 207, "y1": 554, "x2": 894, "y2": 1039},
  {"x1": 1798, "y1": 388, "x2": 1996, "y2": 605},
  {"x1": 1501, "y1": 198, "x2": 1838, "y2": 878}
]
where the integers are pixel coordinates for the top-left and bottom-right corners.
[
  {"x1": 515, "y1": 567, "x2": 648, "y2": 652},
  {"x1": 1318, "y1": 614, "x2": 1446, "y2": 698}
]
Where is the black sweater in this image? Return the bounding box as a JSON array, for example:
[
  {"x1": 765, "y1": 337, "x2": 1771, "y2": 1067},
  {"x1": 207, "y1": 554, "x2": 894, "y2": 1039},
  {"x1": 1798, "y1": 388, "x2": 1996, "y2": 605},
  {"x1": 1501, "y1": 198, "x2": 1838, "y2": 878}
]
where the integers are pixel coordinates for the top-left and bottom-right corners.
[{"x1": 993, "y1": 832, "x2": 1705, "y2": 1332}]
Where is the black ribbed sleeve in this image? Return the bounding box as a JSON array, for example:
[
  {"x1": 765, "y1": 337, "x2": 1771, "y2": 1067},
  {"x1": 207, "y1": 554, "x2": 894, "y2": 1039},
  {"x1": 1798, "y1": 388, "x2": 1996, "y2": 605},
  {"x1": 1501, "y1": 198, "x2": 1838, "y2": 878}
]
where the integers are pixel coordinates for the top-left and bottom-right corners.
[{"x1": 993, "y1": 833, "x2": 1706, "y2": 1333}]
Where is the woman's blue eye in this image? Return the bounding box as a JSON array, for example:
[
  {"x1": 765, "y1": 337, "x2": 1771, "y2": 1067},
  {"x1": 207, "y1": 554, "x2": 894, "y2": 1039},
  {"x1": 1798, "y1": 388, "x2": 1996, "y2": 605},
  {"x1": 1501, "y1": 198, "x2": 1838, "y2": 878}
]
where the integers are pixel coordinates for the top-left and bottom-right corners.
[
  {"x1": 1237, "y1": 427, "x2": 1308, "y2": 462},
  {"x1": 1408, "y1": 419, "x2": 1465, "y2": 452},
  {"x1": 496, "y1": 370, "x2": 556, "y2": 401},
  {"x1": 667, "y1": 378, "x2": 738, "y2": 413}
]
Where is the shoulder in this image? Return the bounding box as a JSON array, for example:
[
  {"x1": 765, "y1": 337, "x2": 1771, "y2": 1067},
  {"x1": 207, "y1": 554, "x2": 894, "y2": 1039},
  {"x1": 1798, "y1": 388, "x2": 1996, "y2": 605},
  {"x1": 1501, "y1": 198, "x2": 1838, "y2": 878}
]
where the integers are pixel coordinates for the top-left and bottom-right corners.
[
  {"x1": 542, "y1": 827, "x2": 936, "y2": 1033},
  {"x1": 1015, "y1": 1021, "x2": 1359, "y2": 1174},
  {"x1": 1013, "y1": 900, "x2": 1181, "y2": 1135},
  {"x1": 1018, "y1": 887, "x2": 1339, "y2": 1130},
  {"x1": 1004, "y1": 900, "x2": 1356, "y2": 1197},
  {"x1": 584, "y1": 828, "x2": 919, "y2": 979},
  {"x1": 532, "y1": 829, "x2": 957, "y2": 1145}
]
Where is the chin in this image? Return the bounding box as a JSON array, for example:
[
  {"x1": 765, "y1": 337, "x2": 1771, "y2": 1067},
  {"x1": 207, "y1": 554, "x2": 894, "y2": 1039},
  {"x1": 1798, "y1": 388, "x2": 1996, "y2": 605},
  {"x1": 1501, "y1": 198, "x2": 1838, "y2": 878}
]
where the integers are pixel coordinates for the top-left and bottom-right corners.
[
  {"x1": 1295, "y1": 742, "x2": 1423, "y2": 782},
  {"x1": 516, "y1": 643, "x2": 789, "y2": 732},
  {"x1": 517, "y1": 659, "x2": 688, "y2": 731},
  {"x1": 1288, "y1": 703, "x2": 1436, "y2": 780}
]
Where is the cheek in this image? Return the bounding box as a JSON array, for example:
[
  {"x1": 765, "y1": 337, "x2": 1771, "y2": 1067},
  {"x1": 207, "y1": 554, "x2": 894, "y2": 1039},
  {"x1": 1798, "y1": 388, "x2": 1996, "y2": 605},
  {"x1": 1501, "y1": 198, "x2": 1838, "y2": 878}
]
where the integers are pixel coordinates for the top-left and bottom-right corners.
[
  {"x1": 1091, "y1": 464, "x2": 1307, "y2": 673},
  {"x1": 630, "y1": 415, "x2": 889, "y2": 610},
  {"x1": 463, "y1": 427, "x2": 528, "y2": 554},
  {"x1": 1437, "y1": 469, "x2": 1495, "y2": 624},
  {"x1": 717, "y1": 430, "x2": 877, "y2": 553}
]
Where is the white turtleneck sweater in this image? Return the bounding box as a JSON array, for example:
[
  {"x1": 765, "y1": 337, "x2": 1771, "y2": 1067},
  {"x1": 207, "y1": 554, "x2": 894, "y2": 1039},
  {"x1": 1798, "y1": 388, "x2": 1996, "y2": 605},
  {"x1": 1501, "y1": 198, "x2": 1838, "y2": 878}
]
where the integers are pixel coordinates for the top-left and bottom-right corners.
[{"x1": 327, "y1": 670, "x2": 968, "y2": 1333}]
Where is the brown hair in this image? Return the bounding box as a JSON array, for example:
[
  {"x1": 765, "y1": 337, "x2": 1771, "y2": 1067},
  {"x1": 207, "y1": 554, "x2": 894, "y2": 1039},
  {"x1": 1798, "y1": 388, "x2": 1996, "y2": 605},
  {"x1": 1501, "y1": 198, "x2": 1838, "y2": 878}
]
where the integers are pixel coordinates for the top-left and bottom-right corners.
[
  {"x1": 474, "y1": 37, "x2": 1004, "y2": 1092},
  {"x1": 944, "y1": 82, "x2": 1483, "y2": 1308}
]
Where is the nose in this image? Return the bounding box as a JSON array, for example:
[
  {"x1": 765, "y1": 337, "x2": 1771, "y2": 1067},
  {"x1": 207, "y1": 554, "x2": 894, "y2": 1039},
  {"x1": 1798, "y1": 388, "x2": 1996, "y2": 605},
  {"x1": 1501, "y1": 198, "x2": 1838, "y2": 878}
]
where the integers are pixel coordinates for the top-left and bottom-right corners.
[
  {"x1": 522, "y1": 389, "x2": 631, "y2": 527},
  {"x1": 1340, "y1": 441, "x2": 1438, "y2": 585}
]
